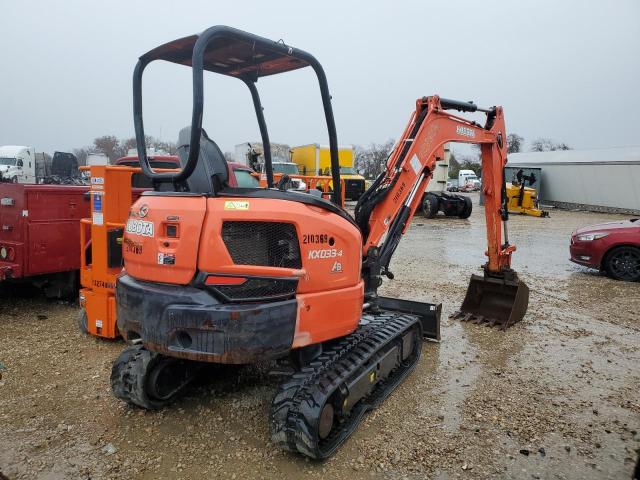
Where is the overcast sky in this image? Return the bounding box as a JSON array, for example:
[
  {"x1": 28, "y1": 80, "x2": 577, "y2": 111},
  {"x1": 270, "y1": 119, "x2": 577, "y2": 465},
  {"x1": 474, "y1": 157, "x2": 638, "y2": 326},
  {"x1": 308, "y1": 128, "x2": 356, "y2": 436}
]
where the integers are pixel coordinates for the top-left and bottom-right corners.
[{"x1": 1, "y1": 0, "x2": 639, "y2": 157}]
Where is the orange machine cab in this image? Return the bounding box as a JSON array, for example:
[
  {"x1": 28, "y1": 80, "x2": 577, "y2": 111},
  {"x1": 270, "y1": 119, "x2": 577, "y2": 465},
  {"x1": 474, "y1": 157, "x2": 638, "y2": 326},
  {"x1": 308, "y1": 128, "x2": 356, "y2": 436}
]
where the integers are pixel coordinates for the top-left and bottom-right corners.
[{"x1": 118, "y1": 192, "x2": 364, "y2": 362}]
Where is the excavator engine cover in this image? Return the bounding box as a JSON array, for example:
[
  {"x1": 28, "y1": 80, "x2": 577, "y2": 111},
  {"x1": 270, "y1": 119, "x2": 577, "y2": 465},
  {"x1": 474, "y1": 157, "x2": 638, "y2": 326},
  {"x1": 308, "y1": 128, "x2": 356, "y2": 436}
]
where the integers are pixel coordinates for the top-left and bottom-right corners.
[{"x1": 454, "y1": 273, "x2": 529, "y2": 330}]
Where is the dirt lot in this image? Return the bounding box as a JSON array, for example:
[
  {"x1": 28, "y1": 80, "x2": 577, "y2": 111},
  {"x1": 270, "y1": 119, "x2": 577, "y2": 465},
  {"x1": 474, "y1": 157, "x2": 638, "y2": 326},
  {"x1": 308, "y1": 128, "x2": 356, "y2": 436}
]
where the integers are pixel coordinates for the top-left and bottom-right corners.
[{"x1": 1, "y1": 194, "x2": 639, "y2": 479}]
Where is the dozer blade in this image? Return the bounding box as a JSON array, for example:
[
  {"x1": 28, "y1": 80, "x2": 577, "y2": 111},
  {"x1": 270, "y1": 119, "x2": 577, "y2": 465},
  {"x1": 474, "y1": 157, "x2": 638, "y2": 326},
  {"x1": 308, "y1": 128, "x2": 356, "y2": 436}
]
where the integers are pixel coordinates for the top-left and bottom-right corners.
[{"x1": 451, "y1": 273, "x2": 529, "y2": 330}]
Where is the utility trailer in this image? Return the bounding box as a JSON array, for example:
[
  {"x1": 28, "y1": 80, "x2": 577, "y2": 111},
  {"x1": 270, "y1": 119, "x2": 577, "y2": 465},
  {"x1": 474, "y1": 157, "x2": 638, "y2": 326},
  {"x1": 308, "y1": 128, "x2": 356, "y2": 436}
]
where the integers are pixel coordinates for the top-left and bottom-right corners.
[
  {"x1": 421, "y1": 145, "x2": 472, "y2": 219},
  {"x1": 0, "y1": 183, "x2": 90, "y2": 297}
]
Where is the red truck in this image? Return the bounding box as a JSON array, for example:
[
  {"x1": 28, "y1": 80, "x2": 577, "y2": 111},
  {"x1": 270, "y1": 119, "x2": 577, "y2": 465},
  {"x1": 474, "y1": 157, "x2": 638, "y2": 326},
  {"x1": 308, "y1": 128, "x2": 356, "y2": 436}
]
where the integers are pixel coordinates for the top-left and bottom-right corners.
[
  {"x1": 0, "y1": 155, "x2": 258, "y2": 298},
  {"x1": 0, "y1": 183, "x2": 90, "y2": 297}
]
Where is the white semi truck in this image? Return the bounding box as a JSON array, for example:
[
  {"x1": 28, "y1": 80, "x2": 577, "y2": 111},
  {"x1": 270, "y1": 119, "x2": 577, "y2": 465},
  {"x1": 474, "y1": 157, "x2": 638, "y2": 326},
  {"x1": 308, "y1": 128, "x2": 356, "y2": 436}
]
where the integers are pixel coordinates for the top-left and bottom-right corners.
[
  {"x1": 0, "y1": 146, "x2": 38, "y2": 183},
  {"x1": 458, "y1": 169, "x2": 481, "y2": 191}
]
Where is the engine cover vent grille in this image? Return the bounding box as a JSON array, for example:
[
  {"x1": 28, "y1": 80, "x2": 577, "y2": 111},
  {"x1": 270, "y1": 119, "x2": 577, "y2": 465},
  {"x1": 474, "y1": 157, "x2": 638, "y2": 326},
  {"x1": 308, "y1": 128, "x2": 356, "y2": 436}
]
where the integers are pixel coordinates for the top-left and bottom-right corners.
[
  {"x1": 214, "y1": 278, "x2": 298, "y2": 302},
  {"x1": 221, "y1": 221, "x2": 302, "y2": 269}
]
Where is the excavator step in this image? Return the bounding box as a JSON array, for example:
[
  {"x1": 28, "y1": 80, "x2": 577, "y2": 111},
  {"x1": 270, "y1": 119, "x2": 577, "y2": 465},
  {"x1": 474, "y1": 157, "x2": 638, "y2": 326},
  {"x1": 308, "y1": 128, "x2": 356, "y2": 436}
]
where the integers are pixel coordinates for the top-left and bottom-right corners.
[{"x1": 270, "y1": 311, "x2": 424, "y2": 459}]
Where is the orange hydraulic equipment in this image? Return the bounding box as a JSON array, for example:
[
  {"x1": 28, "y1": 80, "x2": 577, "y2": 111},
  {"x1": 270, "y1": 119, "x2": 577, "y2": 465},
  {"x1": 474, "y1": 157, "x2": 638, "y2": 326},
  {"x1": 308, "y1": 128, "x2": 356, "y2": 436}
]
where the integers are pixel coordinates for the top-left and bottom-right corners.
[
  {"x1": 79, "y1": 162, "x2": 180, "y2": 338},
  {"x1": 78, "y1": 165, "x2": 138, "y2": 338},
  {"x1": 110, "y1": 26, "x2": 529, "y2": 459}
]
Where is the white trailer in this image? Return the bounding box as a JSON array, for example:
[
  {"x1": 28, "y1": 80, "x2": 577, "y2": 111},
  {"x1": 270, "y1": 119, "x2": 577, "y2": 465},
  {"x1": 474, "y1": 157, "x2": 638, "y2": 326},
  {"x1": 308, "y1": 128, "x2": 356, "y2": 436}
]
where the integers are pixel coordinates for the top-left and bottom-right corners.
[
  {"x1": 86, "y1": 153, "x2": 109, "y2": 166},
  {"x1": 234, "y1": 143, "x2": 257, "y2": 167},
  {"x1": 0, "y1": 146, "x2": 37, "y2": 183},
  {"x1": 425, "y1": 145, "x2": 450, "y2": 193}
]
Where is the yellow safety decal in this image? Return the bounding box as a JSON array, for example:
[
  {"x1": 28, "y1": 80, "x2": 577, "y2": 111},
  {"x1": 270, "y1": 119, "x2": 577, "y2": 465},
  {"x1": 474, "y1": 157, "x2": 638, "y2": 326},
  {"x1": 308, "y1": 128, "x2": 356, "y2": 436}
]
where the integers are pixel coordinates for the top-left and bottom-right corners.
[{"x1": 224, "y1": 201, "x2": 250, "y2": 211}]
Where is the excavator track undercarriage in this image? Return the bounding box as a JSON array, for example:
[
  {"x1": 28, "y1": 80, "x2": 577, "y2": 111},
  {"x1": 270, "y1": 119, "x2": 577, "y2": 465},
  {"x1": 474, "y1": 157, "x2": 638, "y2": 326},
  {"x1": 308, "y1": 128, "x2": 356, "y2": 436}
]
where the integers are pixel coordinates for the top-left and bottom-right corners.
[
  {"x1": 111, "y1": 344, "x2": 204, "y2": 410},
  {"x1": 111, "y1": 310, "x2": 425, "y2": 459},
  {"x1": 270, "y1": 312, "x2": 422, "y2": 459}
]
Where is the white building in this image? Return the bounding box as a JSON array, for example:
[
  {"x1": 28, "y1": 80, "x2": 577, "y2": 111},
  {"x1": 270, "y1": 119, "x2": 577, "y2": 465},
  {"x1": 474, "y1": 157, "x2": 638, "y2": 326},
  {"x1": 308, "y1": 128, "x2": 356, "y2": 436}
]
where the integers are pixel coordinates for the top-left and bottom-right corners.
[{"x1": 508, "y1": 146, "x2": 640, "y2": 214}]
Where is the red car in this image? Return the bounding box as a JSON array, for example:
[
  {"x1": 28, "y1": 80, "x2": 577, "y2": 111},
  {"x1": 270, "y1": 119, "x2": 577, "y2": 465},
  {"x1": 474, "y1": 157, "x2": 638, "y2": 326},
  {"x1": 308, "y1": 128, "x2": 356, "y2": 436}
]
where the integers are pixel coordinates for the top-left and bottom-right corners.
[{"x1": 570, "y1": 218, "x2": 640, "y2": 281}]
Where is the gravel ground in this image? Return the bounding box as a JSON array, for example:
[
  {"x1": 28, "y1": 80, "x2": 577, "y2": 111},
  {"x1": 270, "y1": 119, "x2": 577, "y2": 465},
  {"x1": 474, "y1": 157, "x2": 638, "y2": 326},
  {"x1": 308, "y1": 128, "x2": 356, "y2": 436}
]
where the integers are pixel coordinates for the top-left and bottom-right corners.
[{"x1": 1, "y1": 194, "x2": 638, "y2": 479}]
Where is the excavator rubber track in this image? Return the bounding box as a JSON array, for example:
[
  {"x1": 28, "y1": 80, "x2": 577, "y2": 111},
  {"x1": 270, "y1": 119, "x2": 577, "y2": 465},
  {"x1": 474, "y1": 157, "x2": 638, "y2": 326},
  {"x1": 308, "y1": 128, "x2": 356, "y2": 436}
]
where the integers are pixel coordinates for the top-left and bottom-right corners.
[{"x1": 270, "y1": 312, "x2": 422, "y2": 459}]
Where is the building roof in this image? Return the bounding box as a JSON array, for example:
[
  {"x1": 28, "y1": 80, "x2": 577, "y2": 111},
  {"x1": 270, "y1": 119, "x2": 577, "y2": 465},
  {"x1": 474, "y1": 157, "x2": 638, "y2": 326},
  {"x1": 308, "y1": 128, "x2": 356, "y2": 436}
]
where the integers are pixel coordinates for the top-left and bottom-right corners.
[{"x1": 508, "y1": 146, "x2": 640, "y2": 166}]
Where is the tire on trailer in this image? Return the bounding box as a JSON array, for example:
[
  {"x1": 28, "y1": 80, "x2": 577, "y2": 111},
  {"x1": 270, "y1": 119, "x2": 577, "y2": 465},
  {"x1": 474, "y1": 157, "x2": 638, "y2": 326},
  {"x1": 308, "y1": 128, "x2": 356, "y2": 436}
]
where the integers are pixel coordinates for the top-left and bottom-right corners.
[
  {"x1": 458, "y1": 196, "x2": 473, "y2": 219},
  {"x1": 603, "y1": 246, "x2": 640, "y2": 282},
  {"x1": 421, "y1": 193, "x2": 439, "y2": 218},
  {"x1": 11, "y1": 176, "x2": 18, "y2": 183}
]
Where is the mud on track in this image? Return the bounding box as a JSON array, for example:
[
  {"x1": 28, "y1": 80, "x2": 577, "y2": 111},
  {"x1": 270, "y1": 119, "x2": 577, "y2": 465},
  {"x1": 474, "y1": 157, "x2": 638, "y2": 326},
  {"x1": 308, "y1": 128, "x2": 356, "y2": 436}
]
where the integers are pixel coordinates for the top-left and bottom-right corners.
[{"x1": 1, "y1": 194, "x2": 638, "y2": 479}]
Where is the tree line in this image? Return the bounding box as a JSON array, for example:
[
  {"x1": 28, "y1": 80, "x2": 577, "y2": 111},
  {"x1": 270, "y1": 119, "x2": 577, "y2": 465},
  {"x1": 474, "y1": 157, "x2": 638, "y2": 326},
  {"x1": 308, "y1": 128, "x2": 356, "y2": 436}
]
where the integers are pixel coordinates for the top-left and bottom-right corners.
[
  {"x1": 354, "y1": 134, "x2": 571, "y2": 179},
  {"x1": 73, "y1": 135, "x2": 177, "y2": 165},
  {"x1": 74, "y1": 132, "x2": 570, "y2": 180}
]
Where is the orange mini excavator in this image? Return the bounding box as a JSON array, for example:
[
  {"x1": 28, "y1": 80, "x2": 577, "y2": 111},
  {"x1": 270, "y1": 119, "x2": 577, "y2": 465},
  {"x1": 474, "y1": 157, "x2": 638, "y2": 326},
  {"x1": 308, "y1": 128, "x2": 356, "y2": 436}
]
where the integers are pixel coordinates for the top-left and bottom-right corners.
[{"x1": 111, "y1": 26, "x2": 529, "y2": 459}]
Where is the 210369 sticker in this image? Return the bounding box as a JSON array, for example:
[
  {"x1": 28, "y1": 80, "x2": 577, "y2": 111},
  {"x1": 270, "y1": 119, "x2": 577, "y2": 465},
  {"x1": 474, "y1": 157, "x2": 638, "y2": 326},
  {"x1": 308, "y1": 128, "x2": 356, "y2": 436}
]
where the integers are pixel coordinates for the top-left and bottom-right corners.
[{"x1": 126, "y1": 219, "x2": 154, "y2": 237}]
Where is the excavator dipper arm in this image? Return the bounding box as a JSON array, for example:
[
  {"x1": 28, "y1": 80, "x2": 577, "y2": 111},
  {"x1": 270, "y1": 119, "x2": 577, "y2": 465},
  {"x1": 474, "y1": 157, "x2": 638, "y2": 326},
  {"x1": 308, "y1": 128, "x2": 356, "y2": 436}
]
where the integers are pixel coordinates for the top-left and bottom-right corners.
[{"x1": 355, "y1": 95, "x2": 529, "y2": 329}]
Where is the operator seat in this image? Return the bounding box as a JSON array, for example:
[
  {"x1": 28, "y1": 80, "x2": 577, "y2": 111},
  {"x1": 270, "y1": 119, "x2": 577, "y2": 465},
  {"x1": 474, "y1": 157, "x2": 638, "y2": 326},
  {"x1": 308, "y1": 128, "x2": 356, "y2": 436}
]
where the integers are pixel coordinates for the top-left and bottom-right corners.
[{"x1": 176, "y1": 126, "x2": 229, "y2": 194}]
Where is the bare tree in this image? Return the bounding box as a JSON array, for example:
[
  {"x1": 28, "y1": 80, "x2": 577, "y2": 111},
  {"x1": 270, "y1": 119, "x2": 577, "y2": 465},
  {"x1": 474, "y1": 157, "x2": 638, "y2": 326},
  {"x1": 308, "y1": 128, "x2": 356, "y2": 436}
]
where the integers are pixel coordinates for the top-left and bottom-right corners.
[
  {"x1": 470, "y1": 132, "x2": 524, "y2": 157},
  {"x1": 148, "y1": 136, "x2": 177, "y2": 155},
  {"x1": 458, "y1": 155, "x2": 482, "y2": 177},
  {"x1": 354, "y1": 140, "x2": 395, "y2": 179},
  {"x1": 74, "y1": 134, "x2": 192, "y2": 166},
  {"x1": 73, "y1": 148, "x2": 89, "y2": 166},
  {"x1": 270, "y1": 143, "x2": 291, "y2": 162},
  {"x1": 93, "y1": 135, "x2": 121, "y2": 162},
  {"x1": 120, "y1": 137, "x2": 138, "y2": 155},
  {"x1": 507, "y1": 133, "x2": 524, "y2": 153},
  {"x1": 530, "y1": 137, "x2": 571, "y2": 152},
  {"x1": 448, "y1": 151, "x2": 461, "y2": 179}
]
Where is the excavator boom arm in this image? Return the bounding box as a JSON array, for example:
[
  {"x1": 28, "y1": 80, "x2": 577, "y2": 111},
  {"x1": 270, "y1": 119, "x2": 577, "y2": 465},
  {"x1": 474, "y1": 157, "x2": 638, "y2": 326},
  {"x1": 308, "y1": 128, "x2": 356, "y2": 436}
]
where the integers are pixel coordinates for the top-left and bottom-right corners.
[
  {"x1": 356, "y1": 95, "x2": 529, "y2": 329},
  {"x1": 358, "y1": 96, "x2": 511, "y2": 273},
  {"x1": 356, "y1": 96, "x2": 528, "y2": 324}
]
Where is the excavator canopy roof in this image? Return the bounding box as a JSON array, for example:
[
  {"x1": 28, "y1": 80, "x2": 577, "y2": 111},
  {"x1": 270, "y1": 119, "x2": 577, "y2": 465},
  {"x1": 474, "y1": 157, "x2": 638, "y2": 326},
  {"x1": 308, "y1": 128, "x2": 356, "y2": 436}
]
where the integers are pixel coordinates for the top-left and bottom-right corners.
[{"x1": 140, "y1": 32, "x2": 309, "y2": 79}]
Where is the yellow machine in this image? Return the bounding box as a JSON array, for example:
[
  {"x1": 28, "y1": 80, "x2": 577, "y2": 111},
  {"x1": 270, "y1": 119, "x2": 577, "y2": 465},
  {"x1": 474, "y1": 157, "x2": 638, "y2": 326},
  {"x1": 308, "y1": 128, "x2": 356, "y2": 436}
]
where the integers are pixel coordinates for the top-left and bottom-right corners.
[
  {"x1": 290, "y1": 144, "x2": 366, "y2": 199},
  {"x1": 506, "y1": 170, "x2": 549, "y2": 217}
]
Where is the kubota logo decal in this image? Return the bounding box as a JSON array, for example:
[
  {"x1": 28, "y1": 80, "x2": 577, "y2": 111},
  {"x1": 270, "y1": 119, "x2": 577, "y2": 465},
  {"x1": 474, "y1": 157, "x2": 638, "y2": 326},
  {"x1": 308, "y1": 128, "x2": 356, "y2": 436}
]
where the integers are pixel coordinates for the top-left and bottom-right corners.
[{"x1": 126, "y1": 219, "x2": 154, "y2": 237}]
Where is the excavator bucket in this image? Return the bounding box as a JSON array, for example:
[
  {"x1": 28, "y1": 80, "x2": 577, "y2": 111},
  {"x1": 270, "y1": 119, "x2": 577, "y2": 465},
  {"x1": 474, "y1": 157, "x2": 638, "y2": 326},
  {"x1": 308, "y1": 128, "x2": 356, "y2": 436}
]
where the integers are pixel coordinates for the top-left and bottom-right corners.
[{"x1": 451, "y1": 273, "x2": 529, "y2": 330}]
